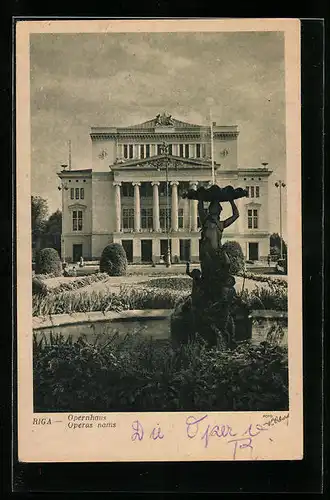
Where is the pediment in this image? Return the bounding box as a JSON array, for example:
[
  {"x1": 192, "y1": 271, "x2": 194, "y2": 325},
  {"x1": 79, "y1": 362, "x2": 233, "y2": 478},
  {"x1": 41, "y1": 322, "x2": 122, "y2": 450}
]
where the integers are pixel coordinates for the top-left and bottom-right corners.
[
  {"x1": 68, "y1": 203, "x2": 87, "y2": 211},
  {"x1": 123, "y1": 113, "x2": 202, "y2": 130},
  {"x1": 245, "y1": 201, "x2": 262, "y2": 208}
]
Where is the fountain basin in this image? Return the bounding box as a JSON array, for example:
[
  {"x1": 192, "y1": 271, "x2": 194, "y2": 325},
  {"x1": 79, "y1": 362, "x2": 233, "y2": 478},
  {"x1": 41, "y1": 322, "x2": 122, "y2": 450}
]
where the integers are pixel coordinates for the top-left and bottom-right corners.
[{"x1": 33, "y1": 309, "x2": 287, "y2": 346}]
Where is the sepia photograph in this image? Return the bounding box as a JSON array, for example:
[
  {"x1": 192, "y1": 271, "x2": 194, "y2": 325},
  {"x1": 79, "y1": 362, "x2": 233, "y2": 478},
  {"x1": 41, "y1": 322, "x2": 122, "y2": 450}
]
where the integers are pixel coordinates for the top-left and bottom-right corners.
[{"x1": 17, "y1": 19, "x2": 302, "y2": 463}]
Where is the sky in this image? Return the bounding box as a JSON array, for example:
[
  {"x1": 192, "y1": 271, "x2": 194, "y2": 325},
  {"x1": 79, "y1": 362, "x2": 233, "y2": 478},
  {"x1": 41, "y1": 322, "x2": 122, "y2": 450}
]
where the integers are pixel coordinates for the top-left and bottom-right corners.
[{"x1": 30, "y1": 31, "x2": 287, "y2": 238}]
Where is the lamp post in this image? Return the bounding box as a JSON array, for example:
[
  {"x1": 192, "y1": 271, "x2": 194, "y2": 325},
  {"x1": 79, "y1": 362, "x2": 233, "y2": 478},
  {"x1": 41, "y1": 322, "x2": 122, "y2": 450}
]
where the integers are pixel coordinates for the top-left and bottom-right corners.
[
  {"x1": 58, "y1": 164, "x2": 69, "y2": 263},
  {"x1": 159, "y1": 142, "x2": 171, "y2": 268},
  {"x1": 274, "y1": 180, "x2": 286, "y2": 260}
]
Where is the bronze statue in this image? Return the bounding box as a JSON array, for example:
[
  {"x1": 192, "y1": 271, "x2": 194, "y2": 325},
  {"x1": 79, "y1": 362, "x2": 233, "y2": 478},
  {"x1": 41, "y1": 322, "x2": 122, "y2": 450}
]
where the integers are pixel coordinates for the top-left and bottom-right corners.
[
  {"x1": 171, "y1": 184, "x2": 247, "y2": 349},
  {"x1": 198, "y1": 199, "x2": 239, "y2": 280}
]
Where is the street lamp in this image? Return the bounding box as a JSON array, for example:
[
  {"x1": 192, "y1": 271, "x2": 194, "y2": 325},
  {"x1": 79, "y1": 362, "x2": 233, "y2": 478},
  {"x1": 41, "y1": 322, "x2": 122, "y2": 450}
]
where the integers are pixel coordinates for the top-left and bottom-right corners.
[
  {"x1": 274, "y1": 180, "x2": 286, "y2": 260},
  {"x1": 159, "y1": 142, "x2": 171, "y2": 268},
  {"x1": 58, "y1": 165, "x2": 69, "y2": 263}
]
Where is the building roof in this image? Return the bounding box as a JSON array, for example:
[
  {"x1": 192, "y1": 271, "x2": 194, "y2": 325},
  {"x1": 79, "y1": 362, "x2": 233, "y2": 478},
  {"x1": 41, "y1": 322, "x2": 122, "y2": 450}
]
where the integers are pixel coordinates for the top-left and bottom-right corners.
[
  {"x1": 90, "y1": 112, "x2": 239, "y2": 138},
  {"x1": 57, "y1": 169, "x2": 92, "y2": 178}
]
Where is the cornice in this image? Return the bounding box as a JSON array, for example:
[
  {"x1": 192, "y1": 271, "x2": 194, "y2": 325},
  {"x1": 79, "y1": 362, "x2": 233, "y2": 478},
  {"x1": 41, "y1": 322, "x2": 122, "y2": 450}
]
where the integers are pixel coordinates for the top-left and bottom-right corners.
[
  {"x1": 58, "y1": 170, "x2": 92, "y2": 178},
  {"x1": 91, "y1": 131, "x2": 239, "y2": 141}
]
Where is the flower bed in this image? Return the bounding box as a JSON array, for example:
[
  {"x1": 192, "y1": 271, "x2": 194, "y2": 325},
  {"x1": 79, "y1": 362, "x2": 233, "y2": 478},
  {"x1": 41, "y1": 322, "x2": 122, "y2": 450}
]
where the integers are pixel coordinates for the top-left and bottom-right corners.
[
  {"x1": 238, "y1": 271, "x2": 287, "y2": 288},
  {"x1": 32, "y1": 273, "x2": 109, "y2": 296},
  {"x1": 32, "y1": 286, "x2": 188, "y2": 317},
  {"x1": 32, "y1": 279, "x2": 287, "y2": 317},
  {"x1": 33, "y1": 332, "x2": 288, "y2": 412}
]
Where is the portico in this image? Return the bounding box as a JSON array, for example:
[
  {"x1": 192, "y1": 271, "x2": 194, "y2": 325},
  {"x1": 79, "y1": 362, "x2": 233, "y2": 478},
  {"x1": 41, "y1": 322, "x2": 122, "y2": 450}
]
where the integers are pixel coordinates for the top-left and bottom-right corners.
[{"x1": 59, "y1": 113, "x2": 272, "y2": 263}]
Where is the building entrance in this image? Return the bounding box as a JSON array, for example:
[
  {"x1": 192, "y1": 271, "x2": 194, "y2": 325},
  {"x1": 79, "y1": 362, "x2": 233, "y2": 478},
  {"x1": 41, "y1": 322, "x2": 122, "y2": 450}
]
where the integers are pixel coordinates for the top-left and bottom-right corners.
[
  {"x1": 141, "y1": 240, "x2": 152, "y2": 262},
  {"x1": 248, "y1": 242, "x2": 259, "y2": 261},
  {"x1": 180, "y1": 239, "x2": 191, "y2": 262},
  {"x1": 72, "y1": 244, "x2": 83, "y2": 263},
  {"x1": 122, "y1": 240, "x2": 133, "y2": 262},
  {"x1": 160, "y1": 239, "x2": 172, "y2": 260}
]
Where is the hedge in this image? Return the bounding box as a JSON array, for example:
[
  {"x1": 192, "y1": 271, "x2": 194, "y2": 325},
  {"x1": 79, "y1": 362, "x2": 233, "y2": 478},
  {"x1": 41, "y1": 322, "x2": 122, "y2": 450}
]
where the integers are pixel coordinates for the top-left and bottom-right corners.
[
  {"x1": 35, "y1": 248, "x2": 62, "y2": 277},
  {"x1": 33, "y1": 333, "x2": 288, "y2": 412},
  {"x1": 222, "y1": 241, "x2": 245, "y2": 275},
  {"x1": 100, "y1": 243, "x2": 128, "y2": 276}
]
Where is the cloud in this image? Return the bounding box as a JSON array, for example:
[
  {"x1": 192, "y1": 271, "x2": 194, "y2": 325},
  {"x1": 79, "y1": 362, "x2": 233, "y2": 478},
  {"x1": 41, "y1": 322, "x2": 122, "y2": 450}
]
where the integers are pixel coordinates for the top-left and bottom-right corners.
[{"x1": 29, "y1": 31, "x2": 287, "y2": 235}]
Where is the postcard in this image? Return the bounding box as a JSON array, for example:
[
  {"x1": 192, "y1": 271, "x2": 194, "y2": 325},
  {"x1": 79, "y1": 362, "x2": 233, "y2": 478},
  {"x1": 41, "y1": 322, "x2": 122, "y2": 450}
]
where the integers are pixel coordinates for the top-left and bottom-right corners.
[{"x1": 16, "y1": 18, "x2": 302, "y2": 462}]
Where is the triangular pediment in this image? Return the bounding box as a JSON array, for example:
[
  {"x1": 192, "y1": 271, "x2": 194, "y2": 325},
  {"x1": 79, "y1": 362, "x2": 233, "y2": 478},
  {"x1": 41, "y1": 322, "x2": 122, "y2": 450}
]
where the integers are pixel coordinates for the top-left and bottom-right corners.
[
  {"x1": 121, "y1": 113, "x2": 203, "y2": 130},
  {"x1": 111, "y1": 154, "x2": 212, "y2": 170}
]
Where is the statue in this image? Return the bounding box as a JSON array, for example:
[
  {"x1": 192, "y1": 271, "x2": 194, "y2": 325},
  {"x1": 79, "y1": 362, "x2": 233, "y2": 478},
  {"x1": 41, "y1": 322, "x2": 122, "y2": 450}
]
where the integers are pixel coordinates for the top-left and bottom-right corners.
[
  {"x1": 171, "y1": 184, "x2": 248, "y2": 349},
  {"x1": 155, "y1": 112, "x2": 174, "y2": 127}
]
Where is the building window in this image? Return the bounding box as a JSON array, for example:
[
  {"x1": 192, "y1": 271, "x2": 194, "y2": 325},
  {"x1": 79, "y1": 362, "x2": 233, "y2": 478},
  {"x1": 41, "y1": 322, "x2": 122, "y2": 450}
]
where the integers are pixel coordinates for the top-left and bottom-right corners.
[
  {"x1": 179, "y1": 144, "x2": 184, "y2": 157},
  {"x1": 123, "y1": 145, "x2": 128, "y2": 159},
  {"x1": 75, "y1": 188, "x2": 79, "y2": 199},
  {"x1": 246, "y1": 186, "x2": 259, "y2": 198},
  {"x1": 80, "y1": 188, "x2": 84, "y2": 200},
  {"x1": 157, "y1": 144, "x2": 162, "y2": 155},
  {"x1": 248, "y1": 209, "x2": 258, "y2": 229},
  {"x1": 160, "y1": 208, "x2": 171, "y2": 230},
  {"x1": 168, "y1": 144, "x2": 173, "y2": 155},
  {"x1": 140, "y1": 145, "x2": 145, "y2": 159},
  {"x1": 141, "y1": 208, "x2": 153, "y2": 229},
  {"x1": 178, "y1": 208, "x2": 184, "y2": 229},
  {"x1": 70, "y1": 188, "x2": 74, "y2": 199},
  {"x1": 122, "y1": 183, "x2": 134, "y2": 197},
  {"x1": 196, "y1": 144, "x2": 201, "y2": 158},
  {"x1": 184, "y1": 144, "x2": 189, "y2": 158},
  {"x1": 122, "y1": 208, "x2": 134, "y2": 229},
  {"x1": 129, "y1": 144, "x2": 134, "y2": 159},
  {"x1": 202, "y1": 144, "x2": 206, "y2": 158},
  {"x1": 197, "y1": 215, "x2": 201, "y2": 229},
  {"x1": 72, "y1": 210, "x2": 83, "y2": 231},
  {"x1": 146, "y1": 144, "x2": 150, "y2": 157},
  {"x1": 140, "y1": 183, "x2": 153, "y2": 198}
]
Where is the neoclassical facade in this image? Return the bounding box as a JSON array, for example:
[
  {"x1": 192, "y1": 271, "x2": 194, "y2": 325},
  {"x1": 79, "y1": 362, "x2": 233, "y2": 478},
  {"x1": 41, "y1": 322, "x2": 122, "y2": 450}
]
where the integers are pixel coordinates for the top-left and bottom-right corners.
[{"x1": 58, "y1": 113, "x2": 272, "y2": 263}]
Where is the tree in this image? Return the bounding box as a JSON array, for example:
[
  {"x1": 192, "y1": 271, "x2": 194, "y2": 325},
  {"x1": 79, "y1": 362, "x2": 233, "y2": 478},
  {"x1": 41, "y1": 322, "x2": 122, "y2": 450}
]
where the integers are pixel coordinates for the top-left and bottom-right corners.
[
  {"x1": 35, "y1": 247, "x2": 62, "y2": 277},
  {"x1": 100, "y1": 243, "x2": 128, "y2": 276},
  {"x1": 43, "y1": 210, "x2": 62, "y2": 254},
  {"x1": 222, "y1": 241, "x2": 245, "y2": 275},
  {"x1": 31, "y1": 196, "x2": 49, "y2": 254},
  {"x1": 270, "y1": 233, "x2": 287, "y2": 257}
]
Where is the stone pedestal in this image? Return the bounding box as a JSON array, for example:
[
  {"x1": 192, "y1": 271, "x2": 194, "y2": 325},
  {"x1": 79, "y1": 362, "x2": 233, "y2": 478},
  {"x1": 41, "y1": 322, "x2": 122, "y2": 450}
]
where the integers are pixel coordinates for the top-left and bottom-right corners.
[{"x1": 171, "y1": 250, "x2": 238, "y2": 349}]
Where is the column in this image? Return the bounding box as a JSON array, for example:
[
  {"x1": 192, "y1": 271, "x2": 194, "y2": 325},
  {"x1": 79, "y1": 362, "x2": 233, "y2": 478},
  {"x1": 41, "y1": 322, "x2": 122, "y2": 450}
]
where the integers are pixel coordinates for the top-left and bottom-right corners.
[
  {"x1": 190, "y1": 181, "x2": 198, "y2": 231},
  {"x1": 113, "y1": 182, "x2": 122, "y2": 232},
  {"x1": 132, "y1": 182, "x2": 141, "y2": 231},
  {"x1": 171, "y1": 181, "x2": 179, "y2": 231},
  {"x1": 151, "y1": 181, "x2": 160, "y2": 231}
]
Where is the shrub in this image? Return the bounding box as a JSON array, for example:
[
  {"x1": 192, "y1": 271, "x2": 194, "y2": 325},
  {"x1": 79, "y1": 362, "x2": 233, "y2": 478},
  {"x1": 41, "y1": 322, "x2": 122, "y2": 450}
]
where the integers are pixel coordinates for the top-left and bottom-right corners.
[
  {"x1": 33, "y1": 333, "x2": 288, "y2": 412},
  {"x1": 35, "y1": 248, "x2": 62, "y2": 277},
  {"x1": 222, "y1": 241, "x2": 245, "y2": 275},
  {"x1": 100, "y1": 243, "x2": 128, "y2": 276}
]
